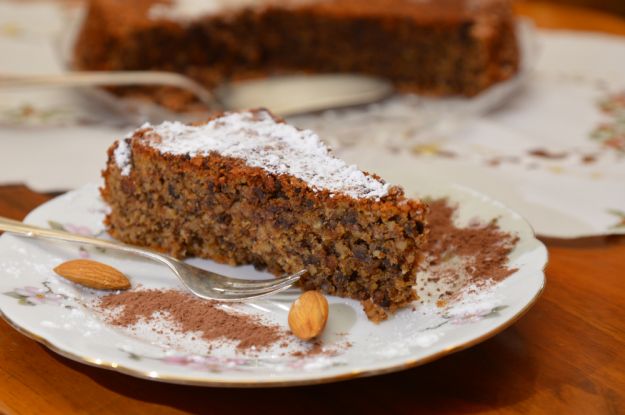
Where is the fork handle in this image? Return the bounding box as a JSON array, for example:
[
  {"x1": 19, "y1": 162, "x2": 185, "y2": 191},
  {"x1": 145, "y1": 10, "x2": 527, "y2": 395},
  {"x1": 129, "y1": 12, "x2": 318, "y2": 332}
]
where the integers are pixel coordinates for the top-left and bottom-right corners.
[{"x1": 0, "y1": 215, "x2": 170, "y2": 265}]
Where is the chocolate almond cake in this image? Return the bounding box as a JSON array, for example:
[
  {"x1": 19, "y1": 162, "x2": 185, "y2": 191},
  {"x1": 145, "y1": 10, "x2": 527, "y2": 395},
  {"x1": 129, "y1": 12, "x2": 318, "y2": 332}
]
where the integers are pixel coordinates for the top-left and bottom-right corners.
[
  {"x1": 75, "y1": 0, "x2": 519, "y2": 110},
  {"x1": 101, "y1": 109, "x2": 428, "y2": 321}
]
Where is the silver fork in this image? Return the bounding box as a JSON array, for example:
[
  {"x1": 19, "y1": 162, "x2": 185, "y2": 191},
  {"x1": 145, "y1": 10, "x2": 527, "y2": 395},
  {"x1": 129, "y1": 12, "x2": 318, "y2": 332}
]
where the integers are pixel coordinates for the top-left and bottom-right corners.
[{"x1": 0, "y1": 216, "x2": 304, "y2": 301}]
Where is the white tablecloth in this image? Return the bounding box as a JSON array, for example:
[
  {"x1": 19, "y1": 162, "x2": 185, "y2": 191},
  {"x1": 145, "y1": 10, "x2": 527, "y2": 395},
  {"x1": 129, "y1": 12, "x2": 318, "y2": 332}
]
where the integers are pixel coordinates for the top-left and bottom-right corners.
[{"x1": 1, "y1": 2, "x2": 624, "y2": 238}]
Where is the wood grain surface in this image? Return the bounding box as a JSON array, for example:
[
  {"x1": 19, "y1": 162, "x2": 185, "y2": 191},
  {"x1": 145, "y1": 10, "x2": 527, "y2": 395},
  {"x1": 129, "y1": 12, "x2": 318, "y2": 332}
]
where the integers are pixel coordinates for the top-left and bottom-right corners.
[{"x1": 2, "y1": 2, "x2": 625, "y2": 414}]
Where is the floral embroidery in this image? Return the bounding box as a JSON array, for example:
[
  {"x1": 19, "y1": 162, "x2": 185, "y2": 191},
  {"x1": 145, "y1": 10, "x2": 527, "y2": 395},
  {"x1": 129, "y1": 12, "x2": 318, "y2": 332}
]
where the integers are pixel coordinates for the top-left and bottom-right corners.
[
  {"x1": 0, "y1": 104, "x2": 73, "y2": 126},
  {"x1": 0, "y1": 22, "x2": 22, "y2": 38},
  {"x1": 607, "y1": 209, "x2": 625, "y2": 229},
  {"x1": 591, "y1": 92, "x2": 625, "y2": 153},
  {"x1": 410, "y1": 142, "x2": 457, "y2": 158}
]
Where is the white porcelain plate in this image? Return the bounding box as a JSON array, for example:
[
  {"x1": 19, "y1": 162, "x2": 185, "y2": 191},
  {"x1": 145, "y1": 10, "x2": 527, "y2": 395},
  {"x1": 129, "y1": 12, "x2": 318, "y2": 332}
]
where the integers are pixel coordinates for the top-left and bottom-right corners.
[{"x1": 0, "y1": 181, "x2": 547, "y2": 387}]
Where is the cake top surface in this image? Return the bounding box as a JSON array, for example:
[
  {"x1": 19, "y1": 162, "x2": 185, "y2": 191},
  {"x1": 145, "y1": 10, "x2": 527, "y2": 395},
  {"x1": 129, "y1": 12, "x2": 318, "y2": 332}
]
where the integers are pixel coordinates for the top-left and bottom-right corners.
[
  {"x1": 99, "y1": 0, "x2": 508, "y2": 24},
  {"x1": 115, "y1": 110, "x2": 391, "y2": 200}
]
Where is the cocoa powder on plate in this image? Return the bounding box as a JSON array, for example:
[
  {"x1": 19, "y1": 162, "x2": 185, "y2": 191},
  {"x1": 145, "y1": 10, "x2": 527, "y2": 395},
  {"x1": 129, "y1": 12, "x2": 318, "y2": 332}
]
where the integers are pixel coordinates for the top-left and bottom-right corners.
[
  {"x1": 96, "y1": 198, "x2": 517, "y2": 349},
  {"x1": 98, "y1": 289, "x2": 285, "y2": 351},
  {"x1": 423, "y1": 198, "x2": 519, "y2": 286}
]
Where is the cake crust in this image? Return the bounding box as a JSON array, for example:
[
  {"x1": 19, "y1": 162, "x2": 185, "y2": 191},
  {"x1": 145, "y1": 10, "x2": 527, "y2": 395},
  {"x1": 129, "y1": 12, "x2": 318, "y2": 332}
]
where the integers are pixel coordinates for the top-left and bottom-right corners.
[{"x1": 101, "y1": 109, "x2": 428, "y2": 320}]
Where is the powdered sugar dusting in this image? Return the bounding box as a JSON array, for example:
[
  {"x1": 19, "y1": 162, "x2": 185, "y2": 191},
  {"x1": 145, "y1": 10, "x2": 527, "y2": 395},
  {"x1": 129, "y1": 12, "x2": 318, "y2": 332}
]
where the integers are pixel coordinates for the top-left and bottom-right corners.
[
  {"x1": 147, "y1": 0, "x2": 318, "y2": 21},
  {"x1": 113, "y1": 137, "x2": 132, "y2": 176},
  {"x1": 148, "y1": 0, "x2": 261, "y2": 20},
  {"x1": 147, "y1": 0, "x2": 484, "y2": 22},
  {"x1": 118, "y1": 110, "x2": 390, "y2": 199}
]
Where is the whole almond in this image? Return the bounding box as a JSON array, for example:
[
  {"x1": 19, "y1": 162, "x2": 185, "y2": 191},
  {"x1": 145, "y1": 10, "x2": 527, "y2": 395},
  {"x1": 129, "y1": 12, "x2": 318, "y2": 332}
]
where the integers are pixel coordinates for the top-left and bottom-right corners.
[
  {"x1": 288, "y1": 290, "x2": 329, "y2": 341},
  {"x1": 53, "y1": 259, "x2": 131, "y2": 290}
]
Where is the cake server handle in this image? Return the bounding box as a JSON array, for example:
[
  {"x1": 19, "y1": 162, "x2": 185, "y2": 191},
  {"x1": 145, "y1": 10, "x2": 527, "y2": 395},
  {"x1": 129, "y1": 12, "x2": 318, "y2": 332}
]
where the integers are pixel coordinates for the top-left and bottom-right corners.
[{"x1": 0, "y1": 71, "x2": 219, "y2": 109}]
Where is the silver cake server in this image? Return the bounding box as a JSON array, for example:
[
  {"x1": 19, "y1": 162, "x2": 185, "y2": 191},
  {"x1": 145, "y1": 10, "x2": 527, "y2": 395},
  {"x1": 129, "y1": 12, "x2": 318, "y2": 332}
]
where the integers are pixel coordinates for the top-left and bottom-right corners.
[{"x1": 0, "y1": 71, "x2": 393, "y2": 118}]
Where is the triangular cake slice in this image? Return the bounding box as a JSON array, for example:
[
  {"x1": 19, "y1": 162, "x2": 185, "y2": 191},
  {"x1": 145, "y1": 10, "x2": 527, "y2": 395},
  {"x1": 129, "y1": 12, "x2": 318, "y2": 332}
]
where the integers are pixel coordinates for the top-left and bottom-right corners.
[{"x1": 101, "y1": 109, "x2": 428, "y2": 321}]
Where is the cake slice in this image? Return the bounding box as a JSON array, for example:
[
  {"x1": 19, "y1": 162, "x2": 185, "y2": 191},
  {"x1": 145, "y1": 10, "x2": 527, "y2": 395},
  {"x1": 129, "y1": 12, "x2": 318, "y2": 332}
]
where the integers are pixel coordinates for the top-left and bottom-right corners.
[
  {"x1": 101, "y1": 109, "x2": 428, "y2": 321},
  {"x1": 75, "y1": 0, "x2": 519, "y2": 111}
]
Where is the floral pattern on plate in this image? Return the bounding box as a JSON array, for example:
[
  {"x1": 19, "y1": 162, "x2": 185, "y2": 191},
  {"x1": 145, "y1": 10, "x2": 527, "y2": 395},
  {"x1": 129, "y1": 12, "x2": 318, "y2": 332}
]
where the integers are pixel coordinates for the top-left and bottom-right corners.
[
  {"x1": 4, "y1": 283, "x2": 65, "y2": 306},
  {"x1": 0, "y1": 183, "x2": 546, "y2": 386}
]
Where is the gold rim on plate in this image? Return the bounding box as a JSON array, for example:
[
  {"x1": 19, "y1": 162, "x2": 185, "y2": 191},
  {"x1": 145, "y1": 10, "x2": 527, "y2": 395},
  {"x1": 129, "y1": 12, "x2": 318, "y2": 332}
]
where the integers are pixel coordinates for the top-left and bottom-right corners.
[
  {"x1": 0, "y1": 275, "x2": 545, "y2": 388},
  {"x1": 0, "y1": 183, "x2": 548, "y2": 387}
]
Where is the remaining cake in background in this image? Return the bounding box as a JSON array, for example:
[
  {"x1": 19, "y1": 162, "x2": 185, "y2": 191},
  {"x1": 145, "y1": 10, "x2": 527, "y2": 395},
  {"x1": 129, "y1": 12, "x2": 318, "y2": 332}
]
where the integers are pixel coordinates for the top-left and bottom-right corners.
[
  {"x1": 101, "y1": 109, "x2": 428, "y2": 321},
  {"x1": 74, "y1": 0, "x2": 519, "y2": 111}
]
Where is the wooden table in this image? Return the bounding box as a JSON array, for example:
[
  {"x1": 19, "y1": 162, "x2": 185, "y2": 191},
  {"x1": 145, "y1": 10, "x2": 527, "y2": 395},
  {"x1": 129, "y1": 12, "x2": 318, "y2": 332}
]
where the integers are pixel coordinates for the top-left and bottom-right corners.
[{"x1": 2, "y1": 3, "x2": 625, "y2": 414}]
